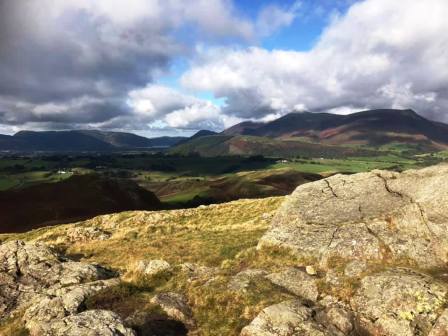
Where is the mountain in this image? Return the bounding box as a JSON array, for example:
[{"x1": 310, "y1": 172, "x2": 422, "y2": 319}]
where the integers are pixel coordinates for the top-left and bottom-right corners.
[
  {"x1": 170, "y1": 134, "x2": 374, "y2": 158},
  {"x1": 0, "y1": 130, "x2": 187, "y2": 152},
  {"x1": 0, "y1": 174, "x2": 162, "y2": 233},
  {"x1": 189, "y1": 129, "x2": 218, "y2": 139},
  {"x1": 176, "y1": 129, "x2": 218, "y2": 146},
  {"x1": 171, "y1": 109, "x2": 448, "y2": 157},
  {"x1": 223, "y1": 109, "x2": 448, "y2": 146}
]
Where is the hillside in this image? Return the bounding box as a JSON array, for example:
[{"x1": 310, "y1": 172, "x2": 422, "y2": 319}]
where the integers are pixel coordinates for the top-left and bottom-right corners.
[
  {"x1": 2, "y1": 164, "x2": 448, "y2": 335},
  {"x1": 145, "y1": 168, "x2": 321, "y2": 206},
  {"x1": 170, "y1": 134, "x2": 375, "y2": 158},
  {"x1": 223, "y1": 109, "x2": 448, "y2": 147},
  {"x1": 172, "y1": 109, "x2": 448, "y2": 157},
  {"x1": 0, "y1": 174, "x2": 162, "y2": 233},
  {"x1": 0, "y1": 130, "x2": 186, "y2": 152}
]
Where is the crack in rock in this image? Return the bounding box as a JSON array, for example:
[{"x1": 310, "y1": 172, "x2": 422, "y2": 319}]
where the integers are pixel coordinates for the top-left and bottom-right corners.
[
  {"x1": 375, "y1": 173, "x2": 405, "y2": 199},
  {"x1": 324, "y1": 179, "x2": 339, "y2": 198},
  {"x1": 375, "y1": 173, "x2": 435, "y2": 237}
]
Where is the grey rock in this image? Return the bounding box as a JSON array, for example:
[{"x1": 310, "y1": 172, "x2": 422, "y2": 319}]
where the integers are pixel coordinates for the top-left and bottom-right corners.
[
  {"x1": 24, "y1": 279, "x2": 119, "y2": 333},
  {"x1": 266, "y1": 267, "x2": 319, "y2": 302},
  {"x1": 63, "y1": 226, "x2": 112, "y2": 243},
  {"x1": 0, "y1": 240, "x2": 128, "y2": 336},
  {"x1": 259, "y1": 165, "x2": 448, "y2": 269},
  {"x1": 135, "y1": 259, "x2": 171, "y2": 276},
  {"x1": 228, "y1": 269, "x2": 268, "y2": 292},
  {"x1": 351, "y1": 268, "x2": 448, "y2": 335},
  {"x1": 150, "y1": 292, "x2": 195, "y2": 329},
  {"x1": 316, "y1": 307, "x2": 355, "y2": 335},
  {"x1": 34, "y1": 310, "x2": 135, "y2": 336},
  {"x1": 0, "y1": 240, "x2": 114, "y2": 319},
  {"x1": 240, "y1": 300, "x2": 341, "y2": 336}
]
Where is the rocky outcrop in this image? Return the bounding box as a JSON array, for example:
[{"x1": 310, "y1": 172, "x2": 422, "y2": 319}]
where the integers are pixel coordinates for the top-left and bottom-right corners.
[
  {"x1": 259, "y1": 165, "x2": 448, "y2": 269},
  {"x1": 0, "y1": 240, "x2": 131, "y2": 335},
  {"x1": 266, "y1": 267, "x2": 318, "y2": 302},
  {"x1": 240, "y1": 299, "x2": 355, "y2": 336},
  {"x1": 351, "y1": 269, "x2": 448, "y2": 335},
  {"x1": 248, "y1": 165, "x2": 448, "y2": 336},
  {"x1": 34, "y1": 310, "x2": 135, "y2": 336},
  {"x1": 63, "y1": 226, "x2": 112, "y2": 243}
]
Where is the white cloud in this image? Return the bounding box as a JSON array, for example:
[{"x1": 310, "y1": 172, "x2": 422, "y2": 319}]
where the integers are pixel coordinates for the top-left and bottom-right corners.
[
  {"x1": 127, "y1": 85, "x2": 228, "y2": 130},
  {"x1": 256, "y1": 1, "x2": 301, "y2": 37},
  {"x1": 165, "y1": 102, "x2": 221, "y2": 129},
  {"x1": 182, "y1": 0, "x2": 448, "y2": 122}
]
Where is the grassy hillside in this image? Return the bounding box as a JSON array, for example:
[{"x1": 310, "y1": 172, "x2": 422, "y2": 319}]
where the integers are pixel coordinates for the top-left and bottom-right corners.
[
  {"x1": 0, "y1": 197, "x2": 295, "y2": 335},
  {"x1": 143, "y1": 168, "x2": 320, "y2": 206},
  {"x1": 170, "y1": 135, "x2": 375, "y2": 158}
]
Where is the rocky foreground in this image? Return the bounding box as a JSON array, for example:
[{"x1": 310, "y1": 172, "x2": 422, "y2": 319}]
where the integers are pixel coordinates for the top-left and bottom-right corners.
[{"x1": 1, "y1": 164, "x2": 448, "y2": 335}]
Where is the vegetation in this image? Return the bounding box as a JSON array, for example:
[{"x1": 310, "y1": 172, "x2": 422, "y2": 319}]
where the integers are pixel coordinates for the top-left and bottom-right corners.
[
  {"x1": 0, "y1": 197, "x2": 291, "y2": 335},
  {"x1": 0, "y1": 143, "x2": 446, "y2": 208}
]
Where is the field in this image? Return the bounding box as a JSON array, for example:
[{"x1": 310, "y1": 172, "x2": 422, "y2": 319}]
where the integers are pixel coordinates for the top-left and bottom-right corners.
[{"x1": 0, "y1": 144, "x2": 446, "y2": 207}]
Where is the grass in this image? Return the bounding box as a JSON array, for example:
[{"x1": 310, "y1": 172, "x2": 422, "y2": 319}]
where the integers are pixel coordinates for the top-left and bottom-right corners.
[
  {"x1": 0, "y1": 196, "x2": 294, "y2": 335},
  {"x1": 0, "y1": 311, "x2": 29, "y2": 336},
  {"x1": 0, "y1": 171, "x2": 74, "y2": 191}
]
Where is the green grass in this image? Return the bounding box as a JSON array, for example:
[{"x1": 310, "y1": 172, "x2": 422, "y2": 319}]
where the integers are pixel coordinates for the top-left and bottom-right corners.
[
  {"x1": 0, "y1": 171, "x2": 74, "y2": 191},
  {"x1": 161, "y1": 188, "x2": 209, "y2": 203}
]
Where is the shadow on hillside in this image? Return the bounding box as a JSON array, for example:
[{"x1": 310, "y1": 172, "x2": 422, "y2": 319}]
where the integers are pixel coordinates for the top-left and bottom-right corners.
[{"x1": 133, "y1": 316, "x2": 188, "y2": 336}]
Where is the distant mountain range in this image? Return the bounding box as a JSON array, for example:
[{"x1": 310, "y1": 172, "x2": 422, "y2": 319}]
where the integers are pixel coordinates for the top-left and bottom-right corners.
[
  {"x1": 223, "y1": 109, "x2": 448, "y2": 145},
  {"x1": 0, "y1": 130, "x2": 186, "y2": 152},
  {"x1": 1, "y1": 109, "x2": 446, "y2": 154},
  {"x1": 172, "y1": 109, "x2": 448, "y2": 157}
]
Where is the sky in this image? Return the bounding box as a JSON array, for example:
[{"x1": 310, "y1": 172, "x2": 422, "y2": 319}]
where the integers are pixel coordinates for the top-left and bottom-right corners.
[{"x1": 0, "y1": 0, "x2": 447, "y2": 137}]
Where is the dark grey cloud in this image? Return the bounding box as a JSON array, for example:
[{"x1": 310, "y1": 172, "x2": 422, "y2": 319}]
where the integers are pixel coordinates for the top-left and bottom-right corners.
[{"x1": 0, "y1": 0, "x2": 254, "y2": 133}]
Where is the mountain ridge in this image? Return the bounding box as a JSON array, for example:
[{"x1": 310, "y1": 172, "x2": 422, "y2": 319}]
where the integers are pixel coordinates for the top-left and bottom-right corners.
[
  {"x1": 0, "y1": 130, "x2": 187, "y2": 151},
  {"x1": 171, "y1": 109, "x2": 448, "y2": 157},
  {"x1": 222, "y1": 109, "x2": 448, "y2": 146}
]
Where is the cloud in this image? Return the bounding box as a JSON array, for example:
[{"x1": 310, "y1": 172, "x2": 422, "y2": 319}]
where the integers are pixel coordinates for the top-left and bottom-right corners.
[
  {"x1": 127, "y1": 85, "x2": 232, "y2": 130},
  {"x1": 182, "y1": 0, "x2": 448, "y2": 122},
  {"x1": 256, "y1": 1, "x2": 301, "y2": 37},
  {"x1": 0, "y1": 0, "x2": 253, "y2": 132}
]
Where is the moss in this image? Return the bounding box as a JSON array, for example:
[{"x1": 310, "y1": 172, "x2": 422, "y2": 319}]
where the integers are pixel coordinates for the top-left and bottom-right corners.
[{"x1": 0, "y1": 311, "x2": 29, "y2": 336}]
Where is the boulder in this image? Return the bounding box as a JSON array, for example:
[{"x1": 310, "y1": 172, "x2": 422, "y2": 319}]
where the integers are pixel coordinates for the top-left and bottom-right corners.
[
  {"x1": 150, "y1": 292, "x2": 195, "y2": 329},
  {"x1": 240, "y1": 300, "x2": 344, "y2": 336},
  {"x1": 135, "y1": 259, "x2": 171, "y2": 276},
  {"x1": 228, "y1": 269, "x2": 268, "y2": 292},
  {"x1": 24, "y1": 278, "x2": 119, "y2": 333},
  {"x1": 350, "y1": 268, "x2": 448, "y2": 335},
  {"x1": 266, "y1": 267, "x2": 319, "y2": 302},
  {"x1": 62, "y1": 226, "x2": 112, "y2": 243},
  {"x1": 259, "y1": 165, "x2": 448, "y2": 269},
  {"x1": 0, "y1": 240, "x2": 129, "y2": 335},
  {"x1": 0, "y1": 240, "x2": 115, "y2": 319},
  {"x1": 34, "y1": 310, "x2": 135, "y2": 336}
]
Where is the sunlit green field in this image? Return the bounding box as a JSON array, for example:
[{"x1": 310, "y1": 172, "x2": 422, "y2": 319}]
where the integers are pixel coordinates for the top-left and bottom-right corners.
[{"x1": 0, "y1": 144, "x2": 446, "y2": 205}]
